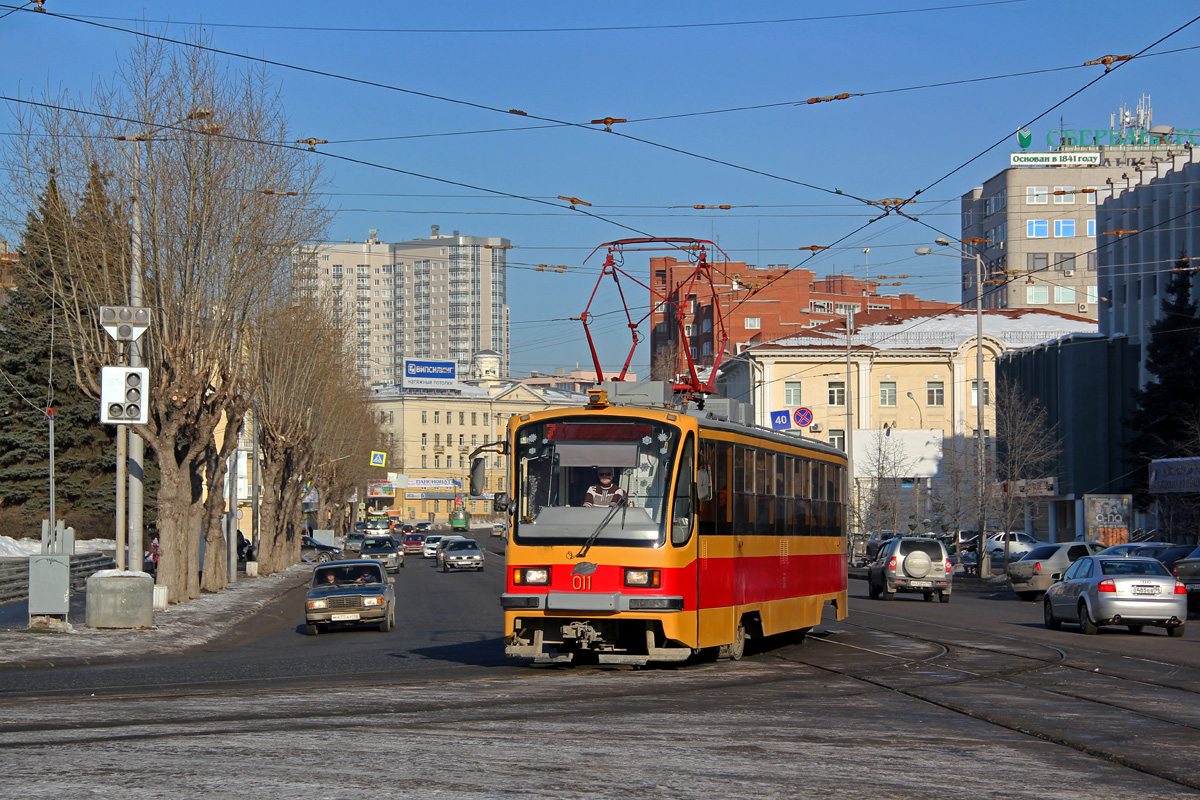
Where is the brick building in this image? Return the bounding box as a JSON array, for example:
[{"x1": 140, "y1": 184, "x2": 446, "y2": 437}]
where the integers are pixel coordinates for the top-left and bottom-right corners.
[{"x1": 647, "y1": 256, "x2": 955, "y2": 371}]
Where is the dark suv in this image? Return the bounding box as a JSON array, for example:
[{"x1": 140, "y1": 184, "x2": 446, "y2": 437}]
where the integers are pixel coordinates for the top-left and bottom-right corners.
[{"x1": 868, "y1": 537, "x2": 953, "y2": 603}]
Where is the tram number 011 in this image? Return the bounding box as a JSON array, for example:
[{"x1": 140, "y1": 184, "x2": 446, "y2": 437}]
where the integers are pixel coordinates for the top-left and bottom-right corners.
[{"x1": 571, "y1": 575, "x2": 592, "y2": 590}]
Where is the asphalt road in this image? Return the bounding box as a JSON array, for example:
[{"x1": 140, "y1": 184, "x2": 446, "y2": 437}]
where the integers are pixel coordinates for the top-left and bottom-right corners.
[{"x1": 2, "y1": 546, "x2": 1200, "y2": 799}]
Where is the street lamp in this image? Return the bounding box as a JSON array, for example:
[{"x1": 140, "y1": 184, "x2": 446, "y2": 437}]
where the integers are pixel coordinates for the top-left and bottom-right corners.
[
  {"x1": 906, "y1": 391, "x2": 923, "y2": 428},
  {"x1": 916, "y1": 237, "x2": 989, "y2": 574},
  {"x1": 116, "y1": 108, "x2": 219, "y2": 575}
]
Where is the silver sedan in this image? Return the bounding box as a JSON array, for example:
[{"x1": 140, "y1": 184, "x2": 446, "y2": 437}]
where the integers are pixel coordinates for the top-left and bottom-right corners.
[{"x1": 1044, "y1": 556, "x2": 1187, "y2": 636}]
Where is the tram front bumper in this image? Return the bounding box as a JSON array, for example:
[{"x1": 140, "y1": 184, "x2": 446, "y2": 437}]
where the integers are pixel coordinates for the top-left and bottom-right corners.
[{"x1": 501, "y1": 593, "x2": 685, "y2": 612}]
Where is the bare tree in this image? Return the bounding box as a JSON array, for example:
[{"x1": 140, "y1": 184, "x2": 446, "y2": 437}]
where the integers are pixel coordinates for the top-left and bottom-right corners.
[
  {"x1": 994, "y1": 378, "x2": 1062, "y2": 568},
  {"x1": 858, "y1": 429, "x2": 914, "y2": 536},
  {"x1": 3, "y1": 34, "x2": 329, "y2": 601}
]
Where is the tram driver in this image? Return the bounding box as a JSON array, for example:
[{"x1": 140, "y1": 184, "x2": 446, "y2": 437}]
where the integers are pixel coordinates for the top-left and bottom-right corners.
[{"x1": 583, "y1": 467, "x2": 628, "y2": 507}]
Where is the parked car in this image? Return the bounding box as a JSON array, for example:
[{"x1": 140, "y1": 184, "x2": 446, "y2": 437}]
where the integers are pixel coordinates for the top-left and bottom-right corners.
[
  {"x1": 492, "y1": 523, "x2": 507, "y2": 538},
  {"x1": 344, "y1": 531, "x2": 365, "y2": 553},
  {"x1": 1131, "y1": 544, "x2": 1198, "y2": 572},
  {"x1": 305, "y1": 560, "x2": 396, "y2": 635},
  {"x1": 868, "y1": 537, "x2": 952, "y2": 602},
  {"x1": 1007, "y1": 542, "x2": 1104, "y2": 600},
  {"x1": 435, "y1": 535, "x2": 467, "y2": 568},
  {"x1": 300, "y1": 535, "x2": 344, "y2": 564},
  {"x1": 986, "y1": 532, "x2": 1040, "y2": 561},
  {"x1": 415, "y1": 522, "x2": 433, "y2": 532},
  {"x1": 1171, "y1": 546, "x2": 1200, "y2": 610},
  {"x1": 1097, "y1": 541, "x2": 1173, "y2": 556},
  {"x1": 422, "y1": 535, "x2": 446, "y2": 558},
  {"x1": 402, "y1": 533, "x2": 426, "y2": 554},
  {"x1": 441, "y1": 538, "x2": 485, "y2": 572},
  {"x1": 359, "y1": 535, "x2": 405, "y2": 572},
  {"x1": 1043, "y1": 556, "x2": 1187, "y2": 636}
]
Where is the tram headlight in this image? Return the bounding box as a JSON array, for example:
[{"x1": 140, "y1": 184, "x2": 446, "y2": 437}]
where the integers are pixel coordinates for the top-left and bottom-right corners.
[
  {"x1": 514, "y1": 567, "x2": 550, "y2": 585},
  {"x1": 624, "y1": 568, "x2": 661, "y2": 588}
]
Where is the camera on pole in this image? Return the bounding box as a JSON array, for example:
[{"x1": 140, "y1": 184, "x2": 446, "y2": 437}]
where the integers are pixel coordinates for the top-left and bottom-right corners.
[{"x1": 100, "y1": 367, "x2": 149, "y2": 424}]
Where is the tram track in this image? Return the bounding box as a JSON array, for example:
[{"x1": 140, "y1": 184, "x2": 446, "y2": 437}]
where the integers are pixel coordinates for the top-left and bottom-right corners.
[{"x1": 776, "y1": 613, "x2": 1200, "y2": 791}]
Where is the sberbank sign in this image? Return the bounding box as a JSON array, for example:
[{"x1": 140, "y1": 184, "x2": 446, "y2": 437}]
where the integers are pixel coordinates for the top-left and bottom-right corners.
[{"x1": 1024, "y1": 127, "x2": 1200, "y2": 148}]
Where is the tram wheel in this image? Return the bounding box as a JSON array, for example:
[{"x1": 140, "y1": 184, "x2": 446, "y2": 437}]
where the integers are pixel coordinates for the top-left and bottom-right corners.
[{"x1": 722, "y1": 623, "x2": 747, "y2": 661}]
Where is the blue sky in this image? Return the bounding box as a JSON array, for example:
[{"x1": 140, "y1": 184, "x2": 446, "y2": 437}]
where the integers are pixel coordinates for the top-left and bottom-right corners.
[{"x1": 4, "y1": 1, "x2": 1199, "y2": 376}]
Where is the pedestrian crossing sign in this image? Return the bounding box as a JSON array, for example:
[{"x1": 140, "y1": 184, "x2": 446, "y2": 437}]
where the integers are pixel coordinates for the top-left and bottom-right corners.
[{"x1": 370, "y1": 451, "x2": 387, "y2": 467}]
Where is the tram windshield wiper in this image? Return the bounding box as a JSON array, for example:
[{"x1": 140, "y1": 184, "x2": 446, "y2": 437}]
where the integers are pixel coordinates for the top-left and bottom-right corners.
[{"x1": 576, "y1": 496, "x2": 628, "y2": 558}]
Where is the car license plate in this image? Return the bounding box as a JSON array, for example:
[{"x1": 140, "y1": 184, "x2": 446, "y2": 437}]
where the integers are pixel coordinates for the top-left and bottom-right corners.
[
  {"x1": 331, "y1": 613, "x2": 360, "y2": 621},
  {"x1": 1132, "y1": 586, "x2": 1159, "y2": 596},
  {"x1": 909, "y1": 580, "x2": 932, "y2": 587},
  {"x1": 1188, "y1": 585, "x2": 1200, "y2": 593}
]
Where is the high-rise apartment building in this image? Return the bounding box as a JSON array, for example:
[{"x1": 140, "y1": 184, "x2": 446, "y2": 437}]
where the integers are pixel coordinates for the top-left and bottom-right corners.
[
  {"x1": 304, "y1": 226, "x2": 510, "y2": 384},
  {"x1": 958, "y1": 97, "x2": 1190, "y2": 321}
]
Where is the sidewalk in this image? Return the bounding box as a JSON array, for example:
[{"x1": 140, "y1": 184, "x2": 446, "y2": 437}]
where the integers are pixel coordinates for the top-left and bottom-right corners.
[{"x1": 0, "y1": 563, "x2": 310, "y2": 668}]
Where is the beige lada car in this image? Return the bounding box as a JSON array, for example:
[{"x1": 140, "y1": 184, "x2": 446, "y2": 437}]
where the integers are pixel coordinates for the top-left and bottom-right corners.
[{"x1": 305, "y1": 560, "x2": 396, "y2": 635}]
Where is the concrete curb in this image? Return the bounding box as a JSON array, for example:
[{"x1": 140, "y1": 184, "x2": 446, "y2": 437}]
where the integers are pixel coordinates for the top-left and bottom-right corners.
[{"x1": 0, "y1": 564, "x2": 311, "y2": 669}]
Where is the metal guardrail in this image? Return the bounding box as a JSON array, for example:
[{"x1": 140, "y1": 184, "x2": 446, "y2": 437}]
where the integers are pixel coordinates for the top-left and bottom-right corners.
[{"x1": 0, "y1": 552, "x2": 116, "y2": 606}]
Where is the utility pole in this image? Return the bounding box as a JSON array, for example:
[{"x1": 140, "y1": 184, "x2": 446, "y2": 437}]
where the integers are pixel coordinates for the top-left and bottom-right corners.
[
  {"x1": 128, "y1": 144, "x2": 146, "y2": 578},
  {"x1": 845, "y1": 308, "x2": 855, "y2": 532}
]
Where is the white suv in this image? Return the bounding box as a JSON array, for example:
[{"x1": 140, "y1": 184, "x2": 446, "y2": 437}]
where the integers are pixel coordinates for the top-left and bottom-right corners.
[{"x1": 868, "y1": 538, "x2": 953, "y2": 603}]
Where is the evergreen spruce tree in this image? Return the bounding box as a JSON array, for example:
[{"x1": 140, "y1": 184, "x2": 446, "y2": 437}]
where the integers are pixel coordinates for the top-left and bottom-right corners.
[
  {"x1": 0, "y1": 170, "x2": 118, "y2": 537},
  {"x1": 1127, "y1": 256, "x2": 1200, "y2": 512}
]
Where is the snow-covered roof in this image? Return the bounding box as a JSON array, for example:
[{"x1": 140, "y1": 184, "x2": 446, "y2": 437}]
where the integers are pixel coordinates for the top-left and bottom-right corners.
[{"x1": 750, "y1": 308, "x2": 1097, "y2": 351}]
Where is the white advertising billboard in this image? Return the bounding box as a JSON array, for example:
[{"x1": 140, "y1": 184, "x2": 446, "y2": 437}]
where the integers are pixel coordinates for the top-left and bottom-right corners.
[{"x1": 402, "y1": 359, "x2": 457, "y2": 389}]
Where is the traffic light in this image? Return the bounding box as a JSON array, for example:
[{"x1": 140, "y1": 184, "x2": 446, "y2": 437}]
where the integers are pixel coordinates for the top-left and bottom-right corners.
[
  {"x1": 99, "y1": 367, "x2": 149, "y2": 424},
  {"x1": 99, "y1": 306, "x2": 150, "y2": 341}
]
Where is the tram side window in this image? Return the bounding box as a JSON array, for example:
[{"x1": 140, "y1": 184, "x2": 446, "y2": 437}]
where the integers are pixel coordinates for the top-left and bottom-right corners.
[
  {"x1": 697, "y1": 440, "x2": 717, "y2": 536},
  {"x1": 734, "y1": 446, "x2": 753, "y2": 536},
  {"x1": 755, "y1": 450, "x2": 769, "y2": 497},
  {"x1": 735, "y1": 446, "x2": 751, "y2": 494},
  {"x1": 715, "y1": 440, "x2": 733, "y2": 536},
  {"x1": 794, "y1": 457, "x2": 809, "y2": 500},
  {"x1": 782, "y1": 456, "x2": 793, "y2": 498},
  {"x1": 811, "y1": 462, "x2": 824, "y2": 500},
  {"x1": 672, "y1": 436, "x2": 695, "y2": 546}
]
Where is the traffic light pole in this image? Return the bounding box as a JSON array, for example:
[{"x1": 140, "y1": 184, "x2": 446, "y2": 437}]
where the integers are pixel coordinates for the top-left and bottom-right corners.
[{"x1": 128, "y1": 143, "x2": 146, "y2": 576}]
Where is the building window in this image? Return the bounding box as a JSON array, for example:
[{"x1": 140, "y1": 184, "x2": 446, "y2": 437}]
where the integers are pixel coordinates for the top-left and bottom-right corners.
[
  {"x1": 828, "y1": 381, "x2": 846, "y2": 406},
  {"x1": 1027, "y1": 186, "x2": 1049, "y2": 204},
  {"x1": 1027, "y1": 220, "x2": 1048, "y2": 238},
  {"x1": 1087, "y1": 286, "x2": 1098, "y2": 303},
  {"x1": 1087, "y1": 252, "x2": 1097, "y2": 271},
  {"x1": 434, "y1": 500, "x2": 440, "y2": 513},
  {"x1": 879, "y1": 381, "x2": 897, "y2": 407},
  {"x1": 1028, "y1": 253, "x2": 1048, "y2": 274},
  {"x1": 421, "y1": 433, "x2": 428, "y2": 446},
  {"x1": 971, "y1": 380, "x2": 990, "y2": 406},
  {"x1": 471, "y1": 413, "x2": 477, "y2": 425},
  {"x1": 434, "y1": 433, "x2": 440, "y2": 446},
  {"x1": 1054, "y1": 219, "x2": 1075, "y2": 238},
  {"x1": 1053, "y1": 253, "x2": 1076, "y2": 272},
  {"x1": 421, "y1": 455, "x2": 427, "y2": 468},
  {"x1": 744, "y1": 317, "x2": 761, "y2": 330},
  {"x1": 1053, "y1": 185, "x2": 1075, "y2": 203},
  {"x1": 1055, "y1": 286, "x2": 1077, "y2": 304},
  {"x1": 421, "y1": 411, "x2": 428, "y2": 424},
  {"x1": 927, "y1": 381, "x2": 945, "y2": 407},
  {"x1": 784, "y1": 382, "x2": 802, "y2": 406},
  {"x1": 1027, "y1": 285, "x2": 1049, "y2": 304},
  {"x1": 434, "y1": 456, "x2": 441, "y2": 469},
  {"x1": 434, "y1": 411, "x2": 441, "y2": 424},
  {"x1": 828, "y1": 429, "x2": 846, "y2": 450},
  {"x1": 1087, "y1": 219, "x2": 1096, "y2": 237}
]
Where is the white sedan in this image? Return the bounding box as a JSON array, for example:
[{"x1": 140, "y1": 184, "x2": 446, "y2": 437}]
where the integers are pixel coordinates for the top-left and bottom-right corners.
[{"x1": 987, "y1": 532, "x2": 1040, "y2": 560}]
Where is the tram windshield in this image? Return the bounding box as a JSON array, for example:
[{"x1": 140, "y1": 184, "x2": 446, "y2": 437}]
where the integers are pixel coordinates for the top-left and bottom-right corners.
[{"x1": 512, "y1": 416, "x2": 681, "y2": 547}]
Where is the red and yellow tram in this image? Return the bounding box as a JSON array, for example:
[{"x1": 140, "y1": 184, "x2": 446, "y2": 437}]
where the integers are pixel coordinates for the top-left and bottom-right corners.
[{"x1": 473, "y1": 386, "x2": 848, "y2": 665}]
